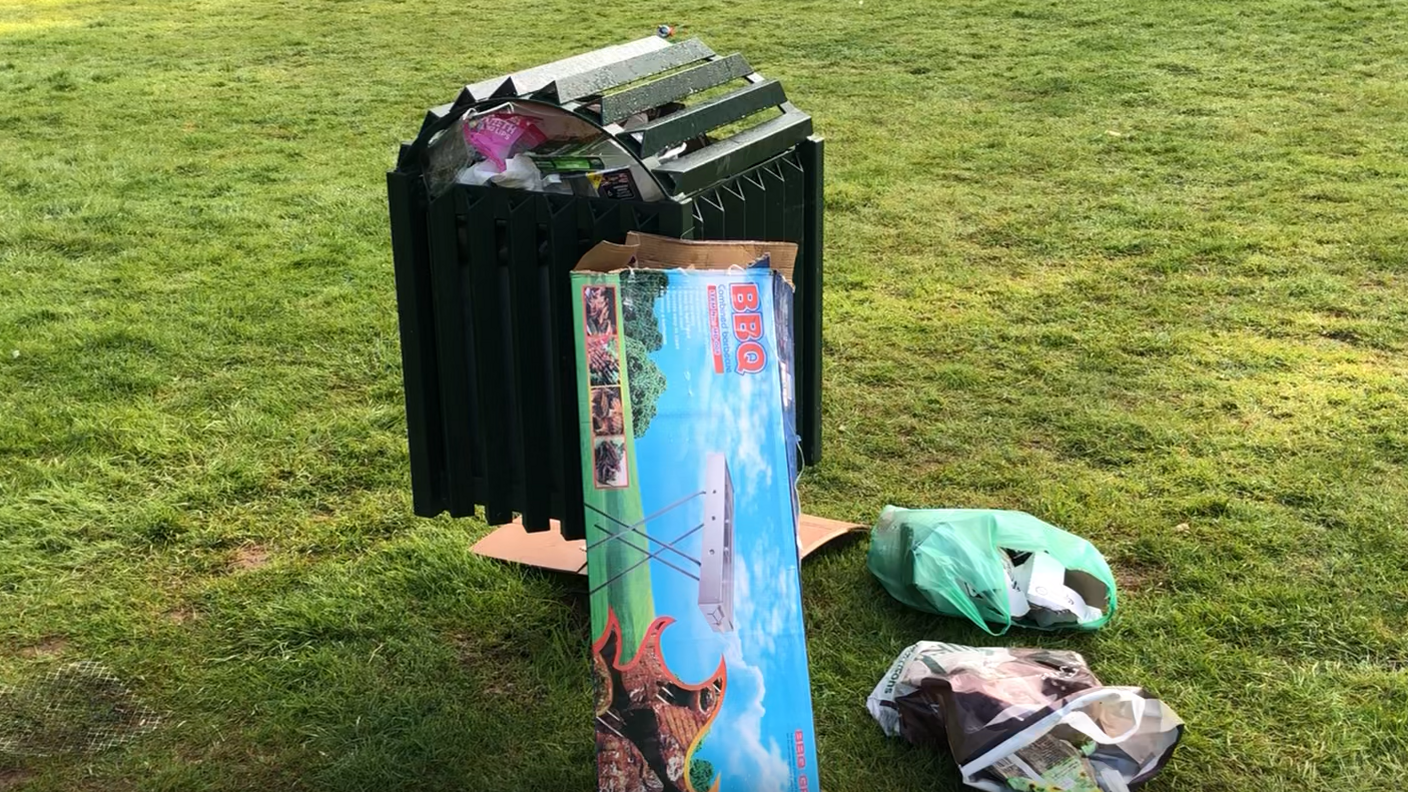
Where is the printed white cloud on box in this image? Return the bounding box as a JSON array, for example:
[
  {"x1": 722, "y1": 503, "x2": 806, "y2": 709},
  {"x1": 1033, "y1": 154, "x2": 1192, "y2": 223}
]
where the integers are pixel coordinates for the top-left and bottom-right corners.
[{"x1": 713, "y1": 631, "x2": 793, "y2": 792}]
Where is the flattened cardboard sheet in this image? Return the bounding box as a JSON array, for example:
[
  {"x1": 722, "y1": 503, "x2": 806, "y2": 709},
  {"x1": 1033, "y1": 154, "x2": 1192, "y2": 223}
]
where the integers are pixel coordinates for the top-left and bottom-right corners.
[{"x1": 470, "y1": 514, "x2": 865, "y2": 576}]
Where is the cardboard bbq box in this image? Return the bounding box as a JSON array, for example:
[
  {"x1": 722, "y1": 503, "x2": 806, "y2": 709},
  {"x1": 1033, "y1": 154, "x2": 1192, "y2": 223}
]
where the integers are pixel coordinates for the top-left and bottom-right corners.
[{"x1": 571, "y1": 233, "x2": 819, "y2": 792}]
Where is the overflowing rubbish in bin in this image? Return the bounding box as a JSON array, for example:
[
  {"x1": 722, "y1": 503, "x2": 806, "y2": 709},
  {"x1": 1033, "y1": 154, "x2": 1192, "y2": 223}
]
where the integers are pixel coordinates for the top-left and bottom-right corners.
[{"x1": 424, "y1": 101, "x2": 686, "y2": 201}]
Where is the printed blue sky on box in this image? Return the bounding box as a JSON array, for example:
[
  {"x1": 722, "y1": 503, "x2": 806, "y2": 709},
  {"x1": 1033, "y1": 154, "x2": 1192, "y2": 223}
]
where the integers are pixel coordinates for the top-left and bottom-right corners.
[{"x1": 631, "y1": 267, "x2": 819, "y2": 792}]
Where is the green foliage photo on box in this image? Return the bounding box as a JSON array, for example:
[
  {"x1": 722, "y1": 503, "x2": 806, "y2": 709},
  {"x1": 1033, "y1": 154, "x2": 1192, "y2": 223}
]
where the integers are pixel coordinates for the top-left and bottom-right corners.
[
  {"x1": 622, "y1": 336, "x2": 666, "y2": 439},
  {"x1": 621, "y1": 269, "x2": 669, "y2": 352},
  {"x1": 688, "y1": 757, "x2": 716, "y2": 792},
  {"x1": 620, "y1": 268, "x2": 670, "y2": 437}
]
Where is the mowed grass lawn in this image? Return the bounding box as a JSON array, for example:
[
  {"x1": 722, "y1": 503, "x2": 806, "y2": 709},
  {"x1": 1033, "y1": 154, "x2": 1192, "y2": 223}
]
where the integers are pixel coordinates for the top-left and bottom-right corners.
[{"x1": 2, "y1": 0, "x2": 1407, "y2": 789}]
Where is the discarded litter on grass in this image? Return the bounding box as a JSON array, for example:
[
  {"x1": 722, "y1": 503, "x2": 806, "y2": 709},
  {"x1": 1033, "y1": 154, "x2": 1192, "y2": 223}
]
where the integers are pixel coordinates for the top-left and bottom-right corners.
[
  {"x1": 867, "y1": 507, "x2": 1118, "y2": 634},
  {"x1": 868, "y1": 642, "x2": 1184, "y2": 792}
]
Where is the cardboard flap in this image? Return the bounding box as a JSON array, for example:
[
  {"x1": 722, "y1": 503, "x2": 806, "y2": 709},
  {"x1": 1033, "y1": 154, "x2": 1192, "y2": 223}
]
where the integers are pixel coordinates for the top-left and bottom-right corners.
[
  {"x1": 626, "y1": 232, "x2": 797, "y2": 281},
  {"x1": 573, "y1": 240, "x2": 638, "y2": 273},
  {"x1": 571, "y1": 233, "x2": 797, "y2": 283}
]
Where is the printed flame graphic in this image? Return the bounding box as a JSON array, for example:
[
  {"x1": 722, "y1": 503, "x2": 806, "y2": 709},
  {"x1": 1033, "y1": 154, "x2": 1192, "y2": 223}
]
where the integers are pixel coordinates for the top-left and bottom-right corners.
[{"x1": 593, "y1": 609, "x2": 727, "y2": 792}]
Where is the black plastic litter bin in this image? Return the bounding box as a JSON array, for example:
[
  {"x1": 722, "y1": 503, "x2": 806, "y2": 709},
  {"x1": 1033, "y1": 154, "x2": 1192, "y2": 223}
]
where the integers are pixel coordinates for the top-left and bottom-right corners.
[{"x1": 387, "y1": 36, "x2": 824, "y2": 541}]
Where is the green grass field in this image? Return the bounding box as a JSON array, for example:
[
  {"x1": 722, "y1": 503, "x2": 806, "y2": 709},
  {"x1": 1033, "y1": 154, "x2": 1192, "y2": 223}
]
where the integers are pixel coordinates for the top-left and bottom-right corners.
[{"x1": 2, "y1": 0, "x2": 1406, "y2": 790}]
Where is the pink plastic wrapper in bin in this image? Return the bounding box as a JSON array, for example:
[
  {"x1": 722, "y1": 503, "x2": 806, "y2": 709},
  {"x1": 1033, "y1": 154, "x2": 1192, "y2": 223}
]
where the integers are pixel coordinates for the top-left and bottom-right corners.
[{"x1": 465, "y1": 112, "x2": 547, "y2": 170}]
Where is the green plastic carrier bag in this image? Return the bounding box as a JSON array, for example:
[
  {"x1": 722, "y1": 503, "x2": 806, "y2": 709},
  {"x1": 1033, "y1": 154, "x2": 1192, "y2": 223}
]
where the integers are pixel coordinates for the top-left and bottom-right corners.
[{"x1": 867, "y1": 506, "x2": 1118, "y2": 635}]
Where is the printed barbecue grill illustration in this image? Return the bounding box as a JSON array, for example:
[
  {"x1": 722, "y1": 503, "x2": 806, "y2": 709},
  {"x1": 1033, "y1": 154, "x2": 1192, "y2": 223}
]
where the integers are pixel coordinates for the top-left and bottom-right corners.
[{"x1": 587, "y1": 453, "x2": 735, "y2": 633}]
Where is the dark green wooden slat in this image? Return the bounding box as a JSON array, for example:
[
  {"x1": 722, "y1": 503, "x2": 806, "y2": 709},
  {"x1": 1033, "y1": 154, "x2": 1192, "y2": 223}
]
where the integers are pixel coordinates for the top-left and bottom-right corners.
[
  {"x1": 491, "y1": 194, "x2": 529, "y2": 521},
  {"x1": 466, "y1": 191, "x2": 514, "y2": 525},
  {"x1": 653, "y1": 108, "x2": 812, "y2": 196},
  {"x1": 779, "y1": 153, "x2": 807, "y2": 460},
  {"x1": 601, "y1": 54, "x2": 754, "y2": 125},
  {"x1": 507, "y1": 196, "x2": 551, "y2": 531},
  {"x1": 720, "y1": 182, "x2": 746, "y2": 240},
  {"x1": 662, "y1": 200, "x2": 693, "y2": 240},
  {"x1": 762, "y1": 161, "x2": 787, "y2": 242},
  {"x1": 742, "y1": 170, "x2": 767, "y2": 239},
  {"x1": 799, "y1": 136, "x2": 825, "y2": 466},
  {"x1": 696, "y1": 191, "x2": 723, "y2": 240},
  {"x1": 591, "y1": 200, "x2": 624, "y2": 241},
  {"x1": 427, "y1": 191, "x2": 479, "y2": 518},
  {"x1": 457, "y1": 192, "x2": 492, "y2": 513},
  {"x1": 781, "y1": 153, "x2": 805, "y2": 246},
  {"x1": 456, "y1": 190, "x2": 495, "y2": 508},
  {"x1": 532, "y1": 197, "x2": 565, "y2": 532},
  {"x1": 545, "y1": 195, "x2": 586, "y2": 541},
  {"x1": 542, "y1": 38, "x2": 714, "y2": 103},
  {"x1": 387, "y1": 171, "x2": 449, "y2": 517},
  {"x1": 634, "y1": 78, "x2": 785, "y2": 155}
]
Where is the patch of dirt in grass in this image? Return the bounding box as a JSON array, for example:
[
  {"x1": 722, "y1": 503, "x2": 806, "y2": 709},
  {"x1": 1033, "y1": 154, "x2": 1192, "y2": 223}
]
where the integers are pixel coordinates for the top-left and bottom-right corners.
[
  {"x1": 232, "y1": 546, "x2": 269, "y2": 572},
  {"x1": 449, "y1": 632, "x2": 543, "y2": 697},
  {"x1": 18, "y1": 638, "x2": 68, "y2": 659},
  {"x1": 166, "y1": 607, "x2": 198, "y2": 625},
  {"x1": 450, "y1": 633, "x2": 529, "y2": 667},
  {"x1": 1115, "y1": 561, "x2": 1168, "y2": 593},
  {"x1": 0, "y1": 768, "x2": 36, "y2": 791}
]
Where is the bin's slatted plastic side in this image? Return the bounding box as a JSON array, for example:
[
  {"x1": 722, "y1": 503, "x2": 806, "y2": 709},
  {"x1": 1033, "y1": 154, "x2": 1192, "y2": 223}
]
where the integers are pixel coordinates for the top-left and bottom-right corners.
[
  {"x1": 461, "y1": 193, "x2": 515, "y2": 526},
  {"x1": 799, "y1": 137, "x2": 824, "y2": 465},
  {"x1": 504, "y1": 193, "x2": 552, "y2": 531},
  {"x1": 545, "y1": 195, "x2": 587, "y2": 540},
  {"x1": 387, "y1": 171, "x2": 449, "y2": 516},
  {"x1": 393, "y1": 138, "x2": 821, "y2": 532},
  {"x1": 420, "y1": 186, "x2": 689, "y2": 535},
  {"x1": 425, "y1": 190, "x2": 479, "y2": 519}
]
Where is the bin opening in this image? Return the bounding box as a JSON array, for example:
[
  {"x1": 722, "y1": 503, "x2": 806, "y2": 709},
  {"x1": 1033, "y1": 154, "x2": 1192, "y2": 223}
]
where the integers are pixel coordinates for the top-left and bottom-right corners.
[
  {"x1": 424, "y1": 100, "x2": 677, "y2": 203},
  {"x1": 400, "y1": 36, "x2": 814, "y2": 199}
]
